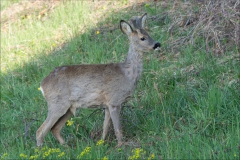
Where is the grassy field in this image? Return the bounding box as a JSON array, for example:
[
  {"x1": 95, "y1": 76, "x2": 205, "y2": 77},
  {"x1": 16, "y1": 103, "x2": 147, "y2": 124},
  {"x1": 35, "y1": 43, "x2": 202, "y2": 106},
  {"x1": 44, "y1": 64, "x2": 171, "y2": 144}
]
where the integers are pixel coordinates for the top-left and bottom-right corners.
[{"x1": 1, "y1": 0, "x2": 239, "y2": 159}]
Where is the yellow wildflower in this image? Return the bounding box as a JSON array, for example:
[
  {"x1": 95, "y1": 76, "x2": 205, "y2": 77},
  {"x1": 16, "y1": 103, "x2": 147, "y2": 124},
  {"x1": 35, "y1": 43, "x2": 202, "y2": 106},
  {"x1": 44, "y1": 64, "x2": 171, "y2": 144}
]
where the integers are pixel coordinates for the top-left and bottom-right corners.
[
  {"x1": 147, "y1": 153, "x2": 155, "y2": 160},
  {"x1": 43, "y1": 150, "x2": 51, "y2": 158},
  {"x1": 1, "y1": 153, "x2": 8, "y2": 159},
  {"x1": 29, "y1": 155, "x2": 39, "y2": 160},
  {"x1": 102, "y1": 156, "x2": 108, "y2": 160},
  {"x1": 58, "y1": 152, "x2": 65, "y2": 157},
  {"x1": 128, "y1": 148, "x2": 145, "y2": 160},
  {"x1": 38, "y1": 87, "x2": 41, "y2": 91},
  {"x1": 78, "y1": 146, "x2": 91, "y2": 158},
  {"x1": 67, "y1": 119, "x2": 74, "y2": 126},
  {"x1": 42, "y1": 147, "x2": 61, "y2": 158},
  {"x1": 20, "y1": 153, "x2": 27, "y2": 158},
  {"x1": 151, "y1": 154, "x2": 155, "y2": 158},
  {"x1": 41, "y1": 146, "x2": 47, "y2": 151},
  {"x1": 96, "y1": 139, "x2": 104, "y2": 146},
  {"x1": 234, "y1": 153, "x2": 237, "y2": 157},
  {"x1": 96, "y1": 30, "x2": 100, "y2": 34}
]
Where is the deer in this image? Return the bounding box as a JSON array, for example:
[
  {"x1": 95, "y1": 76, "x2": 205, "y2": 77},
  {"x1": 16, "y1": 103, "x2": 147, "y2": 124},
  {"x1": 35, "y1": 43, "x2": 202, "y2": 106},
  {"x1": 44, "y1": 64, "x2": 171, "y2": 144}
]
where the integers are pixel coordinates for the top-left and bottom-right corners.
[{"x1": 36, "y1": 13, "x2": 161, "y2": 147}]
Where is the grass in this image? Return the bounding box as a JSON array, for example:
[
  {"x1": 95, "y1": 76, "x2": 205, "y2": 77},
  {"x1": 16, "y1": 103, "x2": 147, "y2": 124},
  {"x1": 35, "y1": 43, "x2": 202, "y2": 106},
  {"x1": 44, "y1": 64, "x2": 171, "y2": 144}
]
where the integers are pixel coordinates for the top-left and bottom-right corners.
[
  {"x1": 1, "y1": 0, "x2": 239, "y2": 159},
  {"x1": 1, "y1": 0, "x2": 20, "y2": 10}
]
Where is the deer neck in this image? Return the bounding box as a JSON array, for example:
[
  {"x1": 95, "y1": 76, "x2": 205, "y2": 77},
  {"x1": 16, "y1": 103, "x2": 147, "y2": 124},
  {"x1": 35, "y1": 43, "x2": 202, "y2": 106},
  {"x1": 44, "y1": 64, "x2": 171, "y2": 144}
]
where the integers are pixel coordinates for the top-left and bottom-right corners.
[{"x1": 122, "y1": 44, "x2": 143, "y2": 82}]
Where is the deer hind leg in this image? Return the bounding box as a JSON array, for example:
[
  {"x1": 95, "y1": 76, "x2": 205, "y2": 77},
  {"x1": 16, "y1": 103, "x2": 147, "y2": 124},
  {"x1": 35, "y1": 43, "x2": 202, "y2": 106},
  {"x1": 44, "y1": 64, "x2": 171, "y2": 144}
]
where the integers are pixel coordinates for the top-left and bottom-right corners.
[
  {"x1": 51, "y1": 109, "x2": 73, "y2": 145},
  {"x1": 108, "y1": 105, "x2": 123, "y2": 147},
  {"x1": 102, "y1": 108, "x2": 111, "y2": 140},
  {"x1": 36, "y1": 104, "x2": 69, "y2": 147}
]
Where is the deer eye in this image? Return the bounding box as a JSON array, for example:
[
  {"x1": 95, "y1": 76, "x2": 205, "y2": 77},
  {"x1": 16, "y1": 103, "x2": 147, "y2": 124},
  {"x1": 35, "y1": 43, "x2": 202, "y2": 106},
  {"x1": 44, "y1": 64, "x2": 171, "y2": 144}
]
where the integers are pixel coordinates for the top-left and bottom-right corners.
[{"x1": 140, "y1": 37, "x2": 146, "y2": 41}]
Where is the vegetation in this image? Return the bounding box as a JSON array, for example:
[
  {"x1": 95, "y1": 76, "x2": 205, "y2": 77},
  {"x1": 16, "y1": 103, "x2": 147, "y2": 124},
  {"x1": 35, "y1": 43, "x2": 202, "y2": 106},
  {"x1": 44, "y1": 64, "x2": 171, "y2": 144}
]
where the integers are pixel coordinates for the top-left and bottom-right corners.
[{"x1": 1, "y1": 0, "x2": 239, "y2": 159}]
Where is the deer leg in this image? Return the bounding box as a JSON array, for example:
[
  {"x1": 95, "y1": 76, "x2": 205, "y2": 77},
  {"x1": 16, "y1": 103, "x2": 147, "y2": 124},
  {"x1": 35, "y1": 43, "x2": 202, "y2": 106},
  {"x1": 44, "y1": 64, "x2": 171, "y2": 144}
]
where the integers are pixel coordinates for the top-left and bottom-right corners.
[
  {"x1": 108, "y1": 105, "x2": 123, "y2": 147},
  {"x1": 102, "y1": 108, "x2": 111, "y2": 140},
  {"x1": 51, "y1": 109, "x2": 72, "y2": 145},
  {"x1": 36, "y1": 107, "x2": 68, "y2": 146}
]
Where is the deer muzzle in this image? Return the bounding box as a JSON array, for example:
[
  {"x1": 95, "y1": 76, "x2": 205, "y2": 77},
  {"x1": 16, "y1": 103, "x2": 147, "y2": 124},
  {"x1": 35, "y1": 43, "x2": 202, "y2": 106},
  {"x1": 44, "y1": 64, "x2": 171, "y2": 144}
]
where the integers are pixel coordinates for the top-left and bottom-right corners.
[{"x1": 153, "y1": 42, "x2": 161, "y2": 51}]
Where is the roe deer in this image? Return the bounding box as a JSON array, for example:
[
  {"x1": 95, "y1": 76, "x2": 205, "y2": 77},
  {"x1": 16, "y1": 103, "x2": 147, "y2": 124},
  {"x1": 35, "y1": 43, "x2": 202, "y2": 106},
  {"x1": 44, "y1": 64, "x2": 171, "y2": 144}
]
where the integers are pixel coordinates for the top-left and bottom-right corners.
[{"x1": 36, "y1": 13, "x2": 161, "y2": 147}]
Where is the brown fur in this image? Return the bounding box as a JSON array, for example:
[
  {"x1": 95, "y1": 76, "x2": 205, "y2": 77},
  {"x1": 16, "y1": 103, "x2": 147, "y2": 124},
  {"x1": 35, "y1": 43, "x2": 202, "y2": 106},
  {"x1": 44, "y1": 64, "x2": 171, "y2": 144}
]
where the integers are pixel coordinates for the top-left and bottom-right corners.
[{"x1": 36, "y1": 13, "x2": 161, "y2": 147}]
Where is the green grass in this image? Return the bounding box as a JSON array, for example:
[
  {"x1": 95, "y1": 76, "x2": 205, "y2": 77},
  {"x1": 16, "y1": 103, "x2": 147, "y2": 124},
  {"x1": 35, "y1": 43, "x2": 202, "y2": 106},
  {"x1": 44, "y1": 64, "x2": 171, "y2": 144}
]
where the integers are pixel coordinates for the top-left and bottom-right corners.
[
  {"x1": 1, "y1": 0, "x2": 20, "y2": 10},
  {"x1": 1, "y1": 1, "x2": 239, "y2": 159}
]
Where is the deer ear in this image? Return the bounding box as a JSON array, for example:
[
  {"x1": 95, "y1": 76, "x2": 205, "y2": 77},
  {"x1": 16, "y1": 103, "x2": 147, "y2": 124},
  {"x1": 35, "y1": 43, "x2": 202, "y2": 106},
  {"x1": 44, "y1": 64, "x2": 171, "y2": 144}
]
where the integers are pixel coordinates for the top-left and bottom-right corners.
[
  {"x1": 120, "y1": 20, "x2": 133, "y2": 36},
  {"x1": 141, "y1": 13, "x2": 147, "y2": 28}
]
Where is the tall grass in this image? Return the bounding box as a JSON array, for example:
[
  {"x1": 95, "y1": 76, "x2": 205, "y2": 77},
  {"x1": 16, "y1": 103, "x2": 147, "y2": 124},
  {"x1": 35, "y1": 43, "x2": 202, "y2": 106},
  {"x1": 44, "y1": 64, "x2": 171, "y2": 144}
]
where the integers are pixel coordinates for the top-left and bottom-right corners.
[{"x1": 1, "y1": 0, "x2": 239, "y2": 159}]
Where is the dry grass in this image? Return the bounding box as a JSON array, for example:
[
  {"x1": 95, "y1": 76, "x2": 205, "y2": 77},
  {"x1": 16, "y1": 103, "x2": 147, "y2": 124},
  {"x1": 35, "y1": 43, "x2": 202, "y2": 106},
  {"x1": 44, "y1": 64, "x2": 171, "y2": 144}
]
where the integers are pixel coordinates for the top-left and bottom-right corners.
[{"x1": 164, "y1": 0, "x2": 240, "y2": 55}]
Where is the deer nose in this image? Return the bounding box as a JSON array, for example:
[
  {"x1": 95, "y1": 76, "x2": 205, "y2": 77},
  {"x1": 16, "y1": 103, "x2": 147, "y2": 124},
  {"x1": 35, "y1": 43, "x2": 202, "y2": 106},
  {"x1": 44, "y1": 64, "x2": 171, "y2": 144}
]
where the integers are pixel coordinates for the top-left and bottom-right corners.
[{"x1": 153, "y1": 42, "x2": 161, "y2": 50}]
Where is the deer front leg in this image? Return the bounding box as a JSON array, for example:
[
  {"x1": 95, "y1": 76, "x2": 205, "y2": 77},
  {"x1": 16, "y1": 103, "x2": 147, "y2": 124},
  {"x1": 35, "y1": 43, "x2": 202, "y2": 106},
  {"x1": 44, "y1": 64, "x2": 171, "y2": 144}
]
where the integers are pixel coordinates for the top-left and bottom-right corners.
[
  {"x1": 108, "y1": 105, "x2": 123, "y2": 147},
  {"x1": 102, "y1": 108, "x2": 111, "y2": 140}
]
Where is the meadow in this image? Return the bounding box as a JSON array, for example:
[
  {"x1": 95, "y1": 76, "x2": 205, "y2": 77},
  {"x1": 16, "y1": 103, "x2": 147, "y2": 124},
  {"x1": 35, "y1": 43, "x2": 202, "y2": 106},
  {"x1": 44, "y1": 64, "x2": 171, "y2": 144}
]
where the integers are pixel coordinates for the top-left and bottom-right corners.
[{"x1": 1, "y1": 0, "x2": 239, "y2": 159}]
